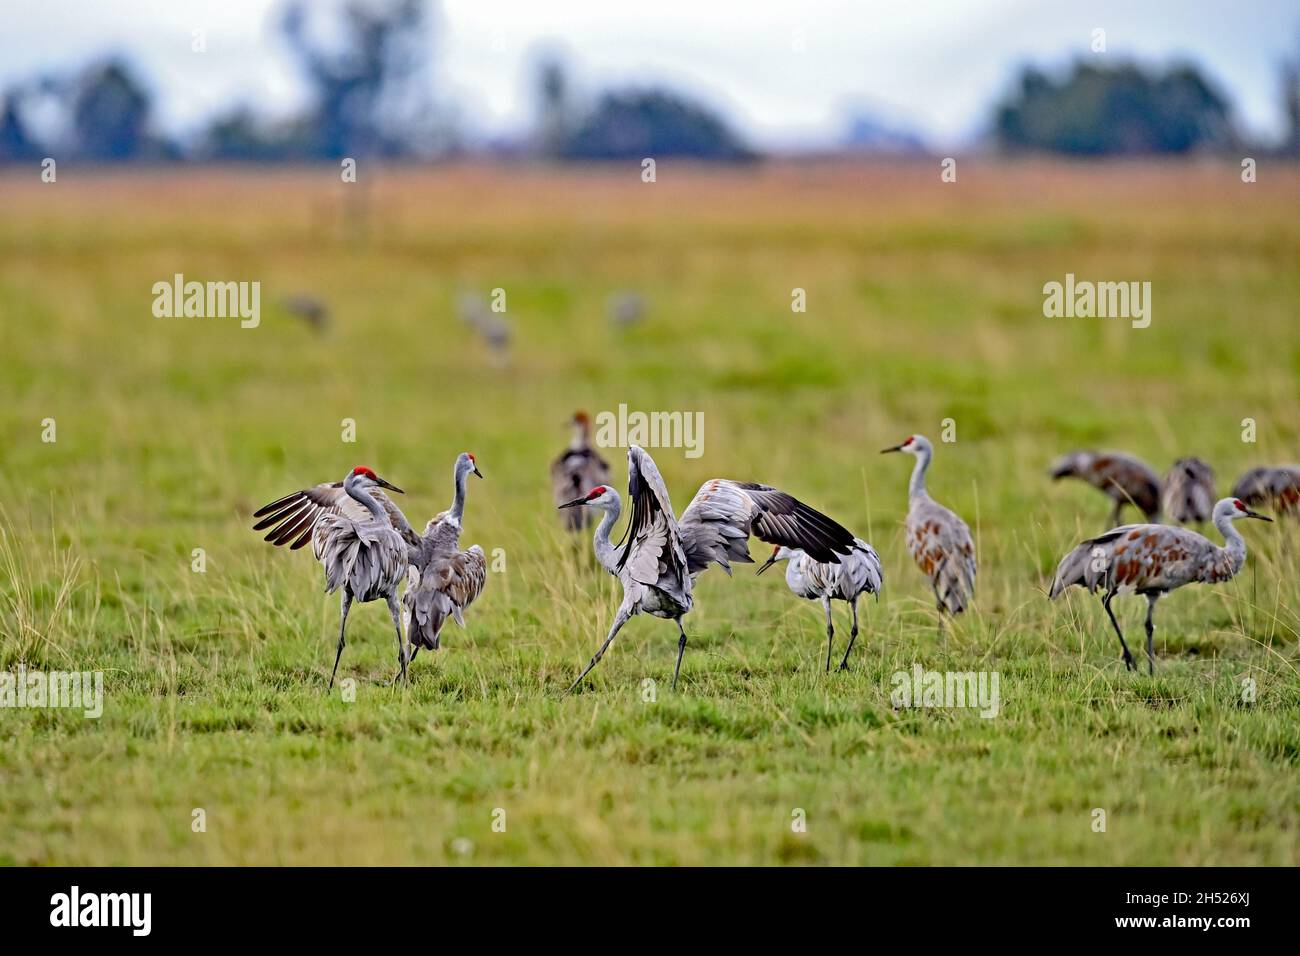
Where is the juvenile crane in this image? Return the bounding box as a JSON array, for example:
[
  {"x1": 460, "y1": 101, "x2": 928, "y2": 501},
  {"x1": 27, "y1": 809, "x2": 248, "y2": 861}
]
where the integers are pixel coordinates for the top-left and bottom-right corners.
[
  {"x1": 1050, "y1": 497, "x2": 1271, "y2": 673},
  {"x1": 551, "y1": 411, "x2": 611, "y2": 532},
  {"x1": 758, "y1": 539, "x2": 883, "y2": 672},
  {"x1": 1162, "y1": 457, "x2": 1216, "y2": 526},
  {"x1": 404, "y1": 453, "x2": 487, "y2": 662},
  {"x1": 1050, "y1": 450, "x2": 1161, "y2": 526},
  {"x1": 1232, "y1": 465, "x2": 1300, "y2": 518},
  {"x1": 882, "y1": 435, "x2": 976, "y2": 620},
  {"x1": 558, "y1": 445, "x2": 856, "y2": 692},
  {"x1": 252, "y1": 465, "x2": 415, "y2": 689}
]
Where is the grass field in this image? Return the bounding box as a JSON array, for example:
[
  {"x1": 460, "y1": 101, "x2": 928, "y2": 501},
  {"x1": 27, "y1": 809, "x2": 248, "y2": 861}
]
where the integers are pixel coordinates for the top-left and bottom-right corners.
[{"x1": 1, "y1": 161, "x2": 1298, "y2": 865}]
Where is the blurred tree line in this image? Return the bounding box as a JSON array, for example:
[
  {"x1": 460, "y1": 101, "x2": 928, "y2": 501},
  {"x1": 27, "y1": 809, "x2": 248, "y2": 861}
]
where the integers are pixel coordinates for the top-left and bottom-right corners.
[{"x1": 0, "y1": 1, "x2": 1297, "y2": 164}]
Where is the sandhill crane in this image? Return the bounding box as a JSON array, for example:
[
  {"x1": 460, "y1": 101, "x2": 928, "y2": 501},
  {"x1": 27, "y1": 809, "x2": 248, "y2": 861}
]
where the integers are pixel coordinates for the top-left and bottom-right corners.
[
  {"x1": 758, "y1": 539, "x2": 883, "y2": 672},
  {"x1": 1050, "y1": 497, "x2": 1271, "y2": 673},
  {"x1": 882, "y1": 435, "x2": 976, "y2": 620},
  {"x1": 551, "y1": 411, "x2": 611, "y2": 531},
  {"x1": 404, "y1": 453, "x2": 487, "y2": 661},
  {"x1": 1162, "y1": 457, "x2": 1215, "y2": 526},
  {"x1": 454, "y1": 291, "x2": 511, "y2": 362},
  {"x1": 607, "y1": 291, "x2": 646, "y2": 329},
  {"x1": 1050, "y1": 450, "x2": 1161, "y2": 526},
  {"x1": 558, "y1": 445, "x2": 856, "y2": 692},
  {"x1": 280, "y1": 293, "x2": 329, "y2": 334},
  {"x1": 1232, "y1": 465, "x2": 1300, "y2": 518},
  {"x1": 252, "y1": 466, "x2": 416, "y2": 689}
]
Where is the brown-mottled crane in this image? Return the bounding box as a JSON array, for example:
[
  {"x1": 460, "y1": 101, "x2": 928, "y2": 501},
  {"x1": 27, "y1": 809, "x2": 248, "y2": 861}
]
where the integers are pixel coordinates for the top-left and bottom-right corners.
[
  {"x1": 1162, "y1": 457, "x2": 1216, "y2": 526},
  {"x1": 1050, "y1": 450, "x2": 1161, "y2": 527},
  {"x1": 1050, "y1": 497, "x2": 1271, "y2": 674},
  {"x1": 882, "y1": 434, "x2": 976, "y2": 621},
  {"x1": 1232, "y1": 465, "x2": 1300, "y2": 519}
]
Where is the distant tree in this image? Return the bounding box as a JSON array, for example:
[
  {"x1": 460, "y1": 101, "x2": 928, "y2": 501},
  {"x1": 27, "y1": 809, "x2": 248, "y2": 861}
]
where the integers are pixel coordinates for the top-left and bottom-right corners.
[
  {"x1": 995, "y1": 60, "x2": 1234, "y2": 155},
  {"x1": 533, "y1": 55, "x2": 571, "y2": 160},
  {"x1": 0, "y1": 91, "x2": 40, "y2": 162},
  {"x1": 70, "y1": 59, "x2": 156, "y2": 160},
  {"x1": 561, "y1": 88, "x2": 753, "y2": 161},
  {"x1": 278, "y1": 0, "x2": 440, "y2": 158}
]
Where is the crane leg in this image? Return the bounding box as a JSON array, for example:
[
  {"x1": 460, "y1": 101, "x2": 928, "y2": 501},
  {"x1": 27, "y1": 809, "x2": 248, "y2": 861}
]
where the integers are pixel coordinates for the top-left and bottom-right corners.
[
  {"x1": 387, "y1": 592, "x2": 408, "y2": 685},
  {"x1": 672, "y1": 618, "x2": 689, "y2": 691},
  {"x1": 1102, "y1": 591, "x2": 1135, "y2": 671},
  {"x1": 823, "y1": 596, "x2": 835, "y2": 673},
  {"x1": 1110, "y1": 500, "x2": 1122, "y2": 528},
  {"x1": 1144, "y1": 594, "x2": 1158, "y2": 676},
  {"x1": 329, "y1": 591, "x2": 353, "y2": 691},
  {"x1": 838, "y1": 598, "x2": 860, "y2": 672},
  {"x1": 567, "y1": 607, "x2": 631, "y2": 694}
]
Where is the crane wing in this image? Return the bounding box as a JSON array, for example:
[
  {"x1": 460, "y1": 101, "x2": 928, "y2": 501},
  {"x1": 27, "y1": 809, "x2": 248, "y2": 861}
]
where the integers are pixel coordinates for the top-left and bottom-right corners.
[
  {"x1": 252, "y1": 482, "x2": 418, "y2": 551},
  {"x1": 679, "y1": 479, "x2": 856, "y2": 575},
  {"x1": 404, "y1": 545, "x2": 487, "y2": 651},
  {"x1": 615, "y1": 446, "x2": 691, "y2": 601}
]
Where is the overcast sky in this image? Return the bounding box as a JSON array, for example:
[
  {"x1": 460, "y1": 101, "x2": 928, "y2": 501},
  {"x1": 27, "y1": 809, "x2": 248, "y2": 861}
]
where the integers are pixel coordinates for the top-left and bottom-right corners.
[{"x1": 2, "y1": 0, "x2": 1296, "y2": 149}]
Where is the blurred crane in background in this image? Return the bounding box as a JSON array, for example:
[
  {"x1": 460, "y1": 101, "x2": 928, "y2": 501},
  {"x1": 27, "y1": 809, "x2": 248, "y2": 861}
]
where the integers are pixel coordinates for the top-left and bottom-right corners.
[
  {"x1": 1050, "y1": 449, "x2": 1162, "y2": 526},
  {"x1": 883, "y1": 434, "x2": 976, "y2": 623},
  {"x1": 1232, "y1": 464, "x2": 1300, "y2": 519},
  {"x1": 1050, "y1": 497, "x2": 1271, "y2": 673},
  {"x1": 1162, "y1": 457, "x2": 1215, "y2": 526},
  {"x1": 551, "y1": 411, "x2": 610, "y2": 531},
  {"x1": 558, "y1": 445, "x2": 856, "y2": 692}
]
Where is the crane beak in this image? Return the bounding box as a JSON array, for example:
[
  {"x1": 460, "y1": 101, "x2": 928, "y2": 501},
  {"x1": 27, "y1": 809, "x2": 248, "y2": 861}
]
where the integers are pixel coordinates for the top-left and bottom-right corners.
[
  {"x1": 558, "y1": 496, "x2": 586, "y2": 510},
  {"x1": 473, "y1": 464, "x2": 484, "y2": 479},
  {"x1": 756, "y1": 553, "x2": 778, "y2": 575},
  {"x1": 1245, "y1": 508, "x2": 1272, "y2": 522},
  {"x1": 880, "y1": 444, "x2": 903, "y2": 454},
  {"x1": 375, "y1": 477, "x2": 404, "y2": 494}
]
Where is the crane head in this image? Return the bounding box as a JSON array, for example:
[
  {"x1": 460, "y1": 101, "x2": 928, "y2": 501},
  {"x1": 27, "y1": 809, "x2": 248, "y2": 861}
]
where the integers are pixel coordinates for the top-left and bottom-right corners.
[
  {"x1": 882, "y1": 435, "x2": 928, "y2": 456},
  {"x1": 756, "y1": 545, "x2": 796, "y2": 575},
  {"x1": 1226, "y1": 498, "x2": 1272, "y2": 522},
  {"x1": 456, "y1": 452, "x2": 484, "y2": 479},
  {"x1": 559, "y1": 485, "x2": 614, "y2": 510},
  {"x1": 349, "y1": 466, "x2": 403, "y2": 494}
]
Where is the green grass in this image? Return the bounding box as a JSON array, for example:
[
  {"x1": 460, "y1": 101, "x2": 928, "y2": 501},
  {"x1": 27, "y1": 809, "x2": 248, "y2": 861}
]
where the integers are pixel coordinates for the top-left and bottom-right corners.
[{"x1": 0, "y1": 162, "x2": 1297, "y2": 865}]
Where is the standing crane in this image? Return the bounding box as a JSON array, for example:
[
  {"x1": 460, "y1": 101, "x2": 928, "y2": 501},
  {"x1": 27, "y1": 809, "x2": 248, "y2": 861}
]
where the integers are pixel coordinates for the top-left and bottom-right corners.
[
  {"x1": 252, "y1": 466, "x2": 416, "y2": 689},
  {"x1": 551, "y1": 411, "x2": 611, "y2": 531},
  {"x1": 1050, "y1": 497, "x2": 1271, "y2": 673},
  {"x1": 882, "y1": 435, "x2": 976, "y2": 620},
  {"x1": 404, "y1": 452, "x2": 487, "y2": 661},
  {"x1": 558, "y1": 445, "x2": 856, "y2": 692},
  {"x1": 1050, "y1": 449, "x2": 1161, "y2": 526},
  {"x1": 758, "y1": 539, "x2": 883, "y2": 672},
  {"x1": 1162, "y1": 457, "x2": 1216, "y2": 526},
  {"x1": 1232, "y1": 465, "x2": 1300, "y2": 519}
]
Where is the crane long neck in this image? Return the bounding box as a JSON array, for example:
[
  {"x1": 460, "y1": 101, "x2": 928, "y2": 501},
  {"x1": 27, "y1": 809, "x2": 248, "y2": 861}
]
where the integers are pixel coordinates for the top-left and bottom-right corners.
[
  {"x1": 346, "y1": 478, "x2": 386, "y2": 520},
  {"x1": 909, "y1": 448, "x2": 931, "y2": 501},
  {"x1": 593, "y1": 497, "x2": 621, "y2": 573},
  {"x1": 450, "y1": 466, "x2": 468, "y2": 522},
  {"x1": 1215, "y1": 514, "x2": 1246, "y2": 563}
]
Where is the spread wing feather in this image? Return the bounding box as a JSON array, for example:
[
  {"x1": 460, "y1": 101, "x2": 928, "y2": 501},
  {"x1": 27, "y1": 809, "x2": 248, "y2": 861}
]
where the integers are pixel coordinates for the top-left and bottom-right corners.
[
  {"x1": 614, "y1": 446, "x2": 691, "y2": 605},
  {"x1": 679, "y1": 479, "x2": 856, "y2": 576},
  {"x1": 253, "y1": 482, "x2": 418, "y2": 551}
]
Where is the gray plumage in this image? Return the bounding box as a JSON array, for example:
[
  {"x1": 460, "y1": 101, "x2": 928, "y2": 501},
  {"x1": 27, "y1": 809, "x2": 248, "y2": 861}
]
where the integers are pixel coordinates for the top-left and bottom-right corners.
[
  {"x1": 607, "y1": 291, "x2": 646, "y2": 329},
  {"x1": 1161, "y1": 457, "x2": 1215, "y2": 525},
  {"x1": 1050, "y1": 449, "x2": 1162, "y2": 526},
  {"x1": 1050, "y1": 497, "x2": 1271, "y2": 673},
  {"x1": 403, "y1": 453, "x2": 487, "y2": 655},
  {"x1": 559, "y1": 445, "x2": 856, "y2": 692},
  {"x1": 883, "y1": 435, "x2": 976, "y2": 617},
  {"x1": 281, "y1": 293, "x2": 329, "y2": 333},
  {"x1": 253, "y1": 466, "x2": 413, "y2": 688},
  {"x1": 760, "y1": 539, "x2": 883, "y2": 672}
]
